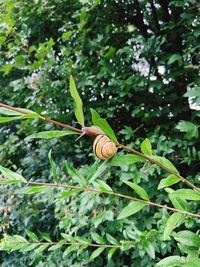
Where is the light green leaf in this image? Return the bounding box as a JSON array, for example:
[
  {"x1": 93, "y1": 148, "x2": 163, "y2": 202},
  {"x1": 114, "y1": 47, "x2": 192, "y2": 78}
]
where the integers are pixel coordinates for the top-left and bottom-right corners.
[
  {"x1": 48, "y1": 244, "x2": 63, "y2": 251},
  {"x1": 184, "y1": 87, "x2": 200, "y2": 98},
  {"x1": 172, "y1": 189, "x2": 200, "y2": 201},
  {"x1": 156, "y1": 256, "x2": 182, "y2": 267},
  {"x1": 63, "y1": 245, "x2": 76, "y2": 257},
  {"x1": 62, "y1": 30, "x2": 74, "y2": 41},
  {"x1": 25, "y1": 130, "x2": 78, "y2": 140},
  {"x1": 141, "y1": 138, "x2": 152, "y2": 157},
  {"x1": 38, "y1": 231, "x2": 52, "y2": 242},
  {"x1": 0, "y1": 113, "x2": 44, "y2": 123},
  {"x1": 168, "y1": 193, "x2": 190, "y2": 212},
  {"x1": 61, "y1": 233, "x2": 76, "y2": 243},
  {"x1": 90, "y1": 247, "x2": 105, "y2": 260},
  {"x1": 33, "y1": 244, "x2": 49, "y2": 254},
  {"x1": 107, "y1": 247, "x2": 117, "y2": 260},
  {"x1": 117, "y1": 201, "x2": 147, "y2": 220},
  {"x1": 0, "y1": 107, "x2": 22, "y2": 116},
  {"x1": 163, "y1": 212, "x2": 183, "y2": 240},
  {"x1": 57, "y1": 189, "x2": 82, "y2": 199},
  {"x1": 123, "y1": 181, "x2": 149, "y2": 201},
  {"x1": 110, "y1": 154, "x2": 145, "y2": 166},
  {"x1": 88, "y1": 160, "x2": 109, "y2": 183},
  {"x1": 20, "y1": 244, "x2": 39, "y2": 252},
  {"x1": 13, "y1": 235, "x2": 28, "y2": 243},
  {"x1": 158, "y1": 175, "x2": 181, "y2": 189},
  {"x1": 152, "y1": 155, "x2": 179, "y2": 174},
  {"x1": 174, "y1": 231, "x2": 200, "y2": 247},
  {"x1": 69, "y1": 75, "x2": 84, "y2": 126},
  {"x1": 90, "y1": 108, "x2": 117, "y2": 142},
  {"x1": 106, "y1": 233, "x2": 118, "y2": 245},
  {"x1": 176, "y1": 120, "x2": 198, "y2": 139},
  {"x1": 0, "y1": 180, "x2": 23, "y2": 185},
  {"x1": 77, "y1": 244, "x2": 88, "y2": 256},
  {"x1": 90, "y1": 232, "x2": 105, "y2": 244},
  {"x1": 48, "y1": 149, "x2": 57, "y2": 183},
  {"x1": 15, "y1": 186, "x2": 50, "y2": 194},
  {"x1": 25, "y1": 230, "x2": 39, "y2": 242},
  {"x1": 92, "y1": 179, "x2": 113, "y2": 192},
  {"x1": 144, "y1": 240, "x2": 155, "y2": 259},
  {"x1": 65, "y1": 161, "x2": 87, "y2": 186},
  {"x1": 0, "y1": 165, "x2": 26, "y2": 182},
  {"x1": 74, "y1": 236, "x2": 90, "y2": 244}
]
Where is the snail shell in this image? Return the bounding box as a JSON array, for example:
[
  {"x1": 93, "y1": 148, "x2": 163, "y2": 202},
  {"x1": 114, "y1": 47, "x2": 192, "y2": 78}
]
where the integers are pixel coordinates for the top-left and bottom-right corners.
[{"x1": 93, "y1": 134, "x2": 116, "y2": 160}]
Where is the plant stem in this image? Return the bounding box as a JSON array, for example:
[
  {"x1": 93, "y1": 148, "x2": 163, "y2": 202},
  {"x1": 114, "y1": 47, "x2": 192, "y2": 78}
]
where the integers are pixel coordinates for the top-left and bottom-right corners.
[
  {"x1": 0, "y1": 102, "x2": 200, "y2": 193},
  {"x1": 1, "y1": 177, "x2": 200, "y2": 218}
]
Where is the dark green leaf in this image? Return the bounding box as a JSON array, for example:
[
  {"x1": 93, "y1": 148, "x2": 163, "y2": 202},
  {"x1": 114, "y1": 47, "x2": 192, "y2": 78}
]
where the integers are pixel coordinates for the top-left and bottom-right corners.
[
  {"x1": 48, "y1": 149, "x2": 57, "y2": 183},
  {"x1": 90, "y1": 247, "x2": 105, "y2": 260}
]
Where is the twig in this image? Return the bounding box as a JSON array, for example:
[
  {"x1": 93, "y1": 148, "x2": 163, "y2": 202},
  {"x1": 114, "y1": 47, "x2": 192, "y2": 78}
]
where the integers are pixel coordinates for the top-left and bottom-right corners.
[
  {"x1": 1, "y1": 177, "x2": 200, "y2": 218},
  {"x1": 0, "y1": 102, "x2": 200, "y2": 193}
]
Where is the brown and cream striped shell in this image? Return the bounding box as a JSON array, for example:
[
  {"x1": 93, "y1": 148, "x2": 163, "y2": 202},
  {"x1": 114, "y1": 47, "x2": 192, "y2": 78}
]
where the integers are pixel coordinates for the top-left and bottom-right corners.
[{"x1": 93, "y1": 134, "x2": 116, "y2": 160}]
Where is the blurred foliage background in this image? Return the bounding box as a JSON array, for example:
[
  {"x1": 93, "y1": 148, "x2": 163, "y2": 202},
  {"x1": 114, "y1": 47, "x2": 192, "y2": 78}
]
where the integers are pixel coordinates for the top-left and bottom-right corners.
[{"x1": 0, "y1": 0, "x2": 200, "y2": 266}]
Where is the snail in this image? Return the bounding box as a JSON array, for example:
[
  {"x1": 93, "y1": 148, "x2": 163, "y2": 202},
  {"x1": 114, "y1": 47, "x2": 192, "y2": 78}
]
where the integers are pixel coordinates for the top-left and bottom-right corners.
[{"x1": 76, "y1": 126, "x2": 116, "y2": 160}]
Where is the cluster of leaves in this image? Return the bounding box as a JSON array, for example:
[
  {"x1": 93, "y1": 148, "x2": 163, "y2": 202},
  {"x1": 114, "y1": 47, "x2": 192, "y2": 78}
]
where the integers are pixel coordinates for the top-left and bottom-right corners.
[{"x1": 1, "y1": 0, "x2": 200, "y2": 266}]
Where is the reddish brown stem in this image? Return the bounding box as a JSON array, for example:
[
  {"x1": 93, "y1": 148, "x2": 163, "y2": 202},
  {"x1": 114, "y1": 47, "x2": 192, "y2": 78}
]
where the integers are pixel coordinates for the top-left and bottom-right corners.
[
  {"x1": 0, "y1": 102, "x2": 200, "y2": 193},
  {"x1": 1, "y1": 177, "x2": 199, "y2": 218}
]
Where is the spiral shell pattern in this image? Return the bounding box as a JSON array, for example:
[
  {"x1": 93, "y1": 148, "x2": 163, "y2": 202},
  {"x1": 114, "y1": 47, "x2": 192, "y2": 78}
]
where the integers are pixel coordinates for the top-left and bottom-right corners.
[{"x1": 93, "y1": 134, "x2": 116, "y2": 160}]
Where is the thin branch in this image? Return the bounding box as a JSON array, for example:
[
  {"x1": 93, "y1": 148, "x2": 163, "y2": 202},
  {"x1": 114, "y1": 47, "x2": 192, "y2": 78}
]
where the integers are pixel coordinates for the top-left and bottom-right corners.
[
  {"x1": 1, "y1": 177, "x2": 200, "y2": 218},
  {"x1": 0, "y1": 102, "x2": 200, "y2": 193}
]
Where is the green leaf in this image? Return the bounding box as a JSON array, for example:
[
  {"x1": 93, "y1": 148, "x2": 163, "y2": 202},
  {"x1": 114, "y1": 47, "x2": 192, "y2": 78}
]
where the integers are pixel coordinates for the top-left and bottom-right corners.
[
  {"x1": 163, "y1": 212, "x2": 183, "y2": 240},
  {"x1": 158, "y1": 175, "x2": 181, "y2": 190},
  {"x1": 184, "y1": 259, "x2": 200, "y2": 267},
  {"x1": 33, "y1": 244, "x2": 49, "y2": 254},
  {"x1": 0, "y1": 165, "x2": 26, "y2": 182},
  {"x1": 25, "y1": 130, "x2": 78, "y2": 140},
  {"x1": 90, "y1": 108, "x2": 117, "y2": 142},
  {"x1": 77, "y1": 245, "x2": 88, "y2": 256},
  {"x1": 144, "y1": 240, "x2": 155, "y2": 259},
  {"x1": 106, "y1": 233, "x2": 118, "y2": 245},
  {"x1": 152, "y1": 155, "x2": 179, "y2": 174},
  {"x1": 172, "y1": 189, "x2": 200, "y2": 201},
  {"x1": 63, "y1": 245, "x2": 76, "y2": 257},
  {"x1": 90, "y1": 232, "x2": 105, "y2": 244},
  {"x1": 88, "y1": 160, "x2": 109, "y2": 183},
  {"x1": 0, "y1": 107, "x2": 22, "y2": 116},
  {"x1": 123, "y1": 181, "x2": 149, "y2": 201},
  {"x1": 156, "y1": 256, "x2": 182, "y2": 267},
  {"x1": 57, "y1": 189, "x2": 82, "y2": 199},
  {"x1": 141, "y1": 138, "x2": 152, "y2": 157},
  {"x1": 20, "y1": 244, "x2": 39, "y2": 252},
  {"x1": 0, "y1": 180, "x2": 23, "y2": 185},
  {"x1": 174, "y1": 231, "x2": 200, "y2": 247},
  {"x1": 0, "y1": 113, "x2": 44, "y2": 123},
  {"x1": 48, "y1": 149, "x2": 57, "y2": 183},
  {"x1": 62, "y1": 30, "x2": 74, "y2": 41},
  {"x1": 13, "y1": 235, "x2": 28, "y2": 243},
  {"x1": 65, "y1": 161, "x2": 87, "y2": 186},
  {"x1": 38, "y1": 231, "x2": 52, "y2": 242},
  {"x1": 107, "y1": 247, "x2": 117, "y2": 260},
  {"x1": 184, "y1": 87, "x2": 200, "y2": 98},
  {"x1": 117, "y1": 201, "x2": 147, "y2": 220},
  {"x1": 48, "y1": 244, "x2": 63, "y2": 251},
  {"x1": 69, "y1": 75, "x2": 84, "y2": 126},
  {"x1": 15, "y1": 186, "x2": 50, "y2": 194},
  {"x1": 110, "y1": 154, "x2": 145, "y2": 166},
  {"x1": 90, "y1": 247, "x2": 105, "y2": 260},
  {"x1": 167, "y1": 54, "x2": 182, "y2": 65},
  {"x1": 168, "y1": 193, "x2": 190, "y2": 212},
  {"x1": 176, "y1": 120, "x2": 198, "y2": 139},
  {"x1": 25, "y1": 230, "x2": 39, "y2": 242},
  {"x1": 74, "y1": 236, "x2": 90, "y2": 244},
  {"x1": 61, "y1": 233, "x2": 76, "y2": 243},
  {"x1": 92, "y1": 179, "x2": 113, "y2": 192}
]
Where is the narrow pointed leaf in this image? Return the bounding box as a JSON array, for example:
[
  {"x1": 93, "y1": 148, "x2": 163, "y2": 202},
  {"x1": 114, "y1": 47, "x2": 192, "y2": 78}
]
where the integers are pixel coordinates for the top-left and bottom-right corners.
[
  {"x1": 65, "y1": 161, "x2": 87, "y2": 186},
  {"x1": 38, "y1": 231, "x2": 52, "y2": 242},
  {"x1": 174, "y1": 231, "x2": 200, "y2": 247},
  {"x1": 163, "y1": 212, "x2": 183, "y2": 240},
  {"x1": 110, "y1": 154, "x2": 145, "y2": 166},
  {"x1": 90, "y1": 232, "x2": 105, "y2": 244},
  {"x1": 15, "y1": 186, "x2": 50, "y2": 194},
  {"x1": 0, "y1": 165, "x2": 26, "y2": 182},
  {"x1": 106, "y1": 233, "x2": 118, "y2": 245},
  {"x1": 25, "y1": 230, "x2": 39, "y2": 242},
  {"x1": 107, "y1": 247, "x2": 117, "y2": 260},
  {"x1": 63, "y1": 244, "x2": 76, "y2": 257},
  {"x1": 152, "y1": 155, "x2": 179, "y2": 174},
  {"x1": 172, "y1": 189, "x2": 200, "y2": 201},
  {"x1": 117, "y1": 201, "x2": 147, "y2": 220},
  {"x1": 90, "y1": 108, "x2": 117, "y2": 142},
  {"x1": 69, "y1": 75, "x2": 84, "y2": 126},
  {"x1": 123, "y1": 181, "x2": 149, "y2": 200},
  {"x1": 90, "y1": 247, "x2": 105, "y2": 260},
  {"x1": 57, "y1": 189, "x2": 82, "y2": 199},
  {"x1": 158, "y1": 175, "x2": 181, "y2": 190},
  {"x1": 25, "y1": 130, "x2": 78, "y2": 140},
  {"x1": 48, "y1": 149, "x2": 57, "y2": 183},
  {"x1": 92, "y1": 179, "x2": 113, "y2": 192},
  {"x1": 77, "y1": 244, "x2": 88, "y2": 256},
  {"x1": 88, "y1": 160, "x2": 109, "y2": 183},
  {"x1": 156, "y1": 256, "x2": 182, "y2": 266}
]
